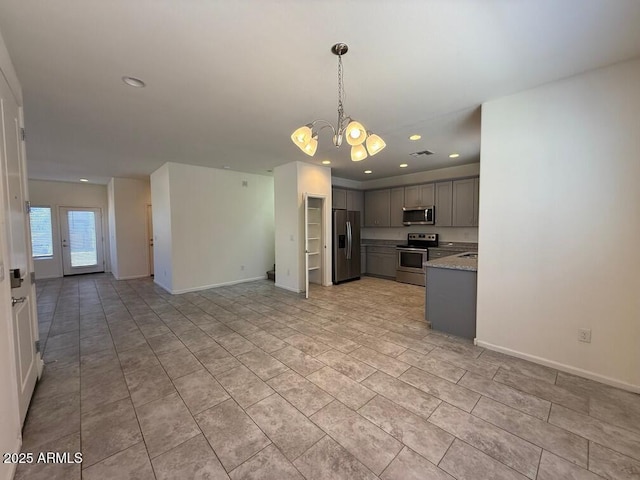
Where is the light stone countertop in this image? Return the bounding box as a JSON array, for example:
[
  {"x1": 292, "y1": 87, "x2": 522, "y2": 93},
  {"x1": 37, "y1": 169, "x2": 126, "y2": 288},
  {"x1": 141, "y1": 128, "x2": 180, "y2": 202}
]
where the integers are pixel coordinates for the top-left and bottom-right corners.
[
  {"x1": 362, "y1": 239, "x2": 478, "y2": 250},
  {"x1": 424, "y1": 252, "x2": 478, "y2": 272},
  {"x1": 360, "y1": 239, "x2": 399, "y2": 247},
  {"x1": 429, "y1": 242, "x2": 478, "y2": 252}
]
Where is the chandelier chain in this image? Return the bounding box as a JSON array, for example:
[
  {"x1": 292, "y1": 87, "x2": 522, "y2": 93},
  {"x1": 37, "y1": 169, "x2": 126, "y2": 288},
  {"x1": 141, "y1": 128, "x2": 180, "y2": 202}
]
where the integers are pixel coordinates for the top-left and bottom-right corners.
[{"x1": 337, "y1": 54, "x2": 345, "y2": 127}]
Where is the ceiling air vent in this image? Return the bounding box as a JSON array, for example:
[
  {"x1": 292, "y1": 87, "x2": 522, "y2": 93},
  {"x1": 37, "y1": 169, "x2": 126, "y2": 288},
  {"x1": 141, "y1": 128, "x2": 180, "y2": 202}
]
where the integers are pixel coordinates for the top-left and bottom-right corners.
[{"x1": 410, "y1": 149, "x2": 434, "y2": 157}]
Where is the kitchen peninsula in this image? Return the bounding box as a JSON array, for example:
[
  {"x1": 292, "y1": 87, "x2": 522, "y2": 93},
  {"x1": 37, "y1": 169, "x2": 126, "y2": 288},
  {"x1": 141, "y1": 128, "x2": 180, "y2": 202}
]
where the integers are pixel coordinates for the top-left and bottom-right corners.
[{"x1": 424, "y1": 252, "x2": 478, "y2": 339}]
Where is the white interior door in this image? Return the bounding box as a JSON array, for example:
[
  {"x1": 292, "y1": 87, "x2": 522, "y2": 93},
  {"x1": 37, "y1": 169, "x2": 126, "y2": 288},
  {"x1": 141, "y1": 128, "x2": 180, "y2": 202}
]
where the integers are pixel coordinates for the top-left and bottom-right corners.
[
  {"x1": 147, "y1": 204, "x2": 154, "y2": 276},
  {"x1": 59, "y1": 207, "x2": 104, "y2": 275},
  {"x1": 1, "y1": 74, "x2": 39, "y2": 426}
]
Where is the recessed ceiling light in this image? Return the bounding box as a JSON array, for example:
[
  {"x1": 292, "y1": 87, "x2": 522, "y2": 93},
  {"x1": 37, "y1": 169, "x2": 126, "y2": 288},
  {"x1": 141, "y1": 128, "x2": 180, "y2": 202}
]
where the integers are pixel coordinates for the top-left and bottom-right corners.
[
  {"x1": 399, "y1": 163, "x2": 408, "y2": 168},
  {"x1": 322, "y1": 160, "x2": 331, "y2": 165},
  {"x1": 122, "y1": 76, "x2": 146, "y2": 88},
  {"x1": 364, "y1": 170, "x2": 372, "y2": 174},
  {"x1": 223, "y1": 166, "x2": 230, "y2": 169},
  {"x1": 409, "y1": 134, "x2": 421, "y2": 141},
  {"x1": 449, "y1": 153, "x2": 460, "y2": 158},
  {"x1": 80, "y1": 178, "x2": 89, "y2": 182}
]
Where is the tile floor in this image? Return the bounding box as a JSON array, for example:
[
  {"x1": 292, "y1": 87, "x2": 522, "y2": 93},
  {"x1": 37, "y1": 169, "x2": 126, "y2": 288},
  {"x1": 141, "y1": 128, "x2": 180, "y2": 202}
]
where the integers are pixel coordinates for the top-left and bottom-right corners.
[{"x1": 16, "y1": 274, "x2": 640, "y2": 479}]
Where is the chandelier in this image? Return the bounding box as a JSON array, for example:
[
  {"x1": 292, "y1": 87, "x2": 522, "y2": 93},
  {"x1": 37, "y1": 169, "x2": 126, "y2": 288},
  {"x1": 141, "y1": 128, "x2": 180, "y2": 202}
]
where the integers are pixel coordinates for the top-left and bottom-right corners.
[{"x1": 291, "y1": 43, "x2": 386, "y2": 162}]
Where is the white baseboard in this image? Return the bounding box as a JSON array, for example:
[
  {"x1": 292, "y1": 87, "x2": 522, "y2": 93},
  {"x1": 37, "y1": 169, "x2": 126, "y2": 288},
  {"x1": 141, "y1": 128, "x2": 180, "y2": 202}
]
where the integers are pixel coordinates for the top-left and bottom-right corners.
[
  {"x1": 113, "y1": 273, "x2": 150, "y2": 281},
  {"x1": 34, "y1": 273, "x2": 61, "y2": 280},
  {"x1": 275, "y1": 283, "x2": 301, "y2": 293},
  {"x1": 476, "y1": 340, "x2": 640, "y2": 393},
  {"x1": 169, "y1": 276, "x2": 267, "y2": 295},
  {"x1": 153, "y1": 277, "x2": 172, "y2": 293},
  {"x1": 2, "y1": 436, "x2": 21, "y2": 480},
  {"x1": 36, "y1": 355, "x2": 44, "y2": 378}
]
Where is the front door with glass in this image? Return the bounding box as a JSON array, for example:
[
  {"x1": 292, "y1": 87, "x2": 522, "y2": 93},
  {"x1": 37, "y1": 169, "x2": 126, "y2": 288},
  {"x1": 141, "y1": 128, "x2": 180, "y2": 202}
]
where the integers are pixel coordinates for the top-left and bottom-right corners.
[{"x1": 59, "y1": 207, "x2": 105, "y2": 275}]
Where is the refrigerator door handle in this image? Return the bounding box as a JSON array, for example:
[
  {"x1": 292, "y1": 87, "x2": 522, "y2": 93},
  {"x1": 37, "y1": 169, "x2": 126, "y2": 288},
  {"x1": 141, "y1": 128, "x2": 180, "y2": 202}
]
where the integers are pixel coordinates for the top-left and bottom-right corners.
[{"x1": 346, "y1": 221, "x2": 352, "y2": 260}]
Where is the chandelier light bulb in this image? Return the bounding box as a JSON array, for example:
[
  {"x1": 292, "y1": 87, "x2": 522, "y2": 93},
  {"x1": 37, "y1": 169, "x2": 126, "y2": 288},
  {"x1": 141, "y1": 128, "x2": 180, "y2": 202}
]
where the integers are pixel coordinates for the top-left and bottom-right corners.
[
  {"x1": 291, "y1": 125, "x2": 313, "y2": 149},
  {"x1": 303, "y1": 135, "x2": 318, "y2": 156},
  {"x1": 351, "y1": 144, "x2": 368, "y2": 162},
  {"x1": 365, "y1": 133, "x2": 386, "y2": 156},
  {"x1": 345, "y1": 121, "x2": 367, "y2": 146}
]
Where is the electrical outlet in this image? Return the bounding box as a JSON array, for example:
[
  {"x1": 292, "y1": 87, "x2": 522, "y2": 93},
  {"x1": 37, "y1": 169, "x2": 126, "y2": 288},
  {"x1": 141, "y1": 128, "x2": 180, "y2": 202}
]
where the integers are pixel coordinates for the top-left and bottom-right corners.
[
  {"x1": 240, "y1": 265, "x2": 245, "y2": 271},
  {"x1": 578, "y1": 328, "x2": 592, "y2": 343},
  {"x1": 287, "y1": 269, "x2": 290, "y2": 276}
]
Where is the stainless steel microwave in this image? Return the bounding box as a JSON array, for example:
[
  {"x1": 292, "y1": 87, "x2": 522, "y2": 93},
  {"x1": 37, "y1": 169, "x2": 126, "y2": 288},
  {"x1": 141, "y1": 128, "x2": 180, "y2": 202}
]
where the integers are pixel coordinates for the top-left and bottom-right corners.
[{"x1": 402, "y1": 206, "x2": 434, "y2": 225}]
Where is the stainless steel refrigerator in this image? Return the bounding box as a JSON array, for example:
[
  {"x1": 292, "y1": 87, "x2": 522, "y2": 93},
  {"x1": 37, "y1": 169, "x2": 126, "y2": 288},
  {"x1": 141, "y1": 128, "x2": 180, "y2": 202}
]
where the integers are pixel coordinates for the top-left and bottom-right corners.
[{"x1": 332, "y1": 210, "x2": 361, "y2": 284}]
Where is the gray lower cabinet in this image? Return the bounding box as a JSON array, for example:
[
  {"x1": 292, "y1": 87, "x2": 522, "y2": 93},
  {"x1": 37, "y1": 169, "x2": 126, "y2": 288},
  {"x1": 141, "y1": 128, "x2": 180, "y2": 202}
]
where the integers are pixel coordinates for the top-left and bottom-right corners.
[
  {"x1": 361, "y1": 248, "x2": 367, "y2": 275},
  {"x1": 364, "y1": 189, "x2": 390, "y2": 227},
  {"x1": 366, "y1": 246, "x2": 396, "y2": 278},
  {"x1": 426, "y1": 266, "x2": 477, "y2": 339}
]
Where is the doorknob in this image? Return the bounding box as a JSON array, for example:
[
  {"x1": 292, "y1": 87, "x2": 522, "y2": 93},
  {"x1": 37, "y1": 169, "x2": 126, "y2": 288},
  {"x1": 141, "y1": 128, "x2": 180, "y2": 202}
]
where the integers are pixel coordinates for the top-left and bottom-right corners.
[{"x1": 11, "y1": 297, "x2": 26, "y2": 307}]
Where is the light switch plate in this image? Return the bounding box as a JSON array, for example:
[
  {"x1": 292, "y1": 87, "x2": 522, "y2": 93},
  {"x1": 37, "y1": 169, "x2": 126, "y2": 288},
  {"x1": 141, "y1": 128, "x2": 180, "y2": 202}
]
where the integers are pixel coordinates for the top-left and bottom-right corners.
[{"x1": 0, "y1": 262, "x2": 4, "y2": 282}]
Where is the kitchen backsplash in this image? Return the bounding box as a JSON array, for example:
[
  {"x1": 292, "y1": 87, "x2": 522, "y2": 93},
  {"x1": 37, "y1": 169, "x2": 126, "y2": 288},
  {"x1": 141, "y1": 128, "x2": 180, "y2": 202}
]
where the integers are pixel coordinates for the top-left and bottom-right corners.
[{"x1": 362, "y1": 226, "x2": 478, "y2": 243}]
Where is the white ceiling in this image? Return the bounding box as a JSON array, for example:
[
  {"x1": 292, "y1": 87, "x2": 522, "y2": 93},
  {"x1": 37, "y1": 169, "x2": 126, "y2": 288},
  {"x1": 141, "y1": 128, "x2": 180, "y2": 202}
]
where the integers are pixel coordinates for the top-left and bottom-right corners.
[{"x1": 1, "y1": 0, "x2": 639, "y2": 183}]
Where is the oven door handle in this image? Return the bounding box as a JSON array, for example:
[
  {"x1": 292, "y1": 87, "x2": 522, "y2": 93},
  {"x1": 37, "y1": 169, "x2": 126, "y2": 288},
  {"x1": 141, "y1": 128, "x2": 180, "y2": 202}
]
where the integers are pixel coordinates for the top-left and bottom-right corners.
[{"x1": 396, "y1": 247, "x2": 429, "y2": 252}]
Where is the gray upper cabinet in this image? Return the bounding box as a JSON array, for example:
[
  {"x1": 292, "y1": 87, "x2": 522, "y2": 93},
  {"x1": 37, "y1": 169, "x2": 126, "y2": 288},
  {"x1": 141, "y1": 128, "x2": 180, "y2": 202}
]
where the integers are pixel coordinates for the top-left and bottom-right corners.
[
  {"x1": 404, "y1": 183, "x2": 435, "y2": 207},
  {"x1": 346, "y1": 190, "x2": 364, "y2": 227},
  {"x1": 452, "y1": 178, "x2": 477, "y2": 227},
  {"x1": 333, "y1": 188, "x2": 364, "y2": 225},
  {"x1": 404, "y1": 185, "x2": 420, "y2": 207},
  {"x1": 435, "y1": 181, "x2": 453, "y2": 226},
  {"x1": 364, "y1": 189, "x2": 390, "y2": 227},
  {"x1": 332, "y1": 187, "x2": 347, "y2": 209},
  {"x1": 339, "y1": 175, "x2": 478, "y2": 228},
  {"x1": 390, "y1": 187, "x2": 404, "y2": 227}
]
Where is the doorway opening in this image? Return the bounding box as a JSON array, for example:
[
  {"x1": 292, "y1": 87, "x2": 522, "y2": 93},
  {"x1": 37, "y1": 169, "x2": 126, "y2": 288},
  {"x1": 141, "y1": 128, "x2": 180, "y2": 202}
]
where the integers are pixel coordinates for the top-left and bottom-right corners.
[
  {"x1": 304, "y1": 194, "x2": 330, "y2": 299},
  {"x1": 59, "y1": 207, "x2": 105, "y2": 275},
  {"x1": 146, "y1": 204, "x2": 154, "y2": 276}
]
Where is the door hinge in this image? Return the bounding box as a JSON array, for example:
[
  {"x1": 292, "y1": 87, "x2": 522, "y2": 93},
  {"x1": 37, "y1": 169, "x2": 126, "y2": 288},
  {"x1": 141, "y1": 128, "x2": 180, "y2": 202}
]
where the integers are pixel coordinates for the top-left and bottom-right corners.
[
  {"x1": 34, "y1": 340, "x2": 40, "y2": 354},
  {"x1": 25, "y1": 200, "x2": 31, "y2": 214},
  {"x1": 21, "y1": 128, "x2": 26, "y2": 141},
  {"x1": 30, "y1": 271, "x2": 36, "y2": 284}
]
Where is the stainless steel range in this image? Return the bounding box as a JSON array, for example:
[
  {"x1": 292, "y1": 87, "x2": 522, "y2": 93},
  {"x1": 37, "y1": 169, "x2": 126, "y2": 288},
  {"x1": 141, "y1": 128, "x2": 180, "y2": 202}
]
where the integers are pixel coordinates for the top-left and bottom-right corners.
[{"x1": 396, "y1": 233, "x2": 438, "y2": 286}]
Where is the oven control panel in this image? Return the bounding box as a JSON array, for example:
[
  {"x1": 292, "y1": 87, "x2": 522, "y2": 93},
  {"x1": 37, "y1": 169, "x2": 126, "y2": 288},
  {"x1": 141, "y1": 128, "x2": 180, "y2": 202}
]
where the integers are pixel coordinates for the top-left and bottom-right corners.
[
  {"x1": 406, "y1": 233, "x2": 438, "y2": 248},
  {"x1": 408, "y1": 233, "x2": 437, "y2": 242}
]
